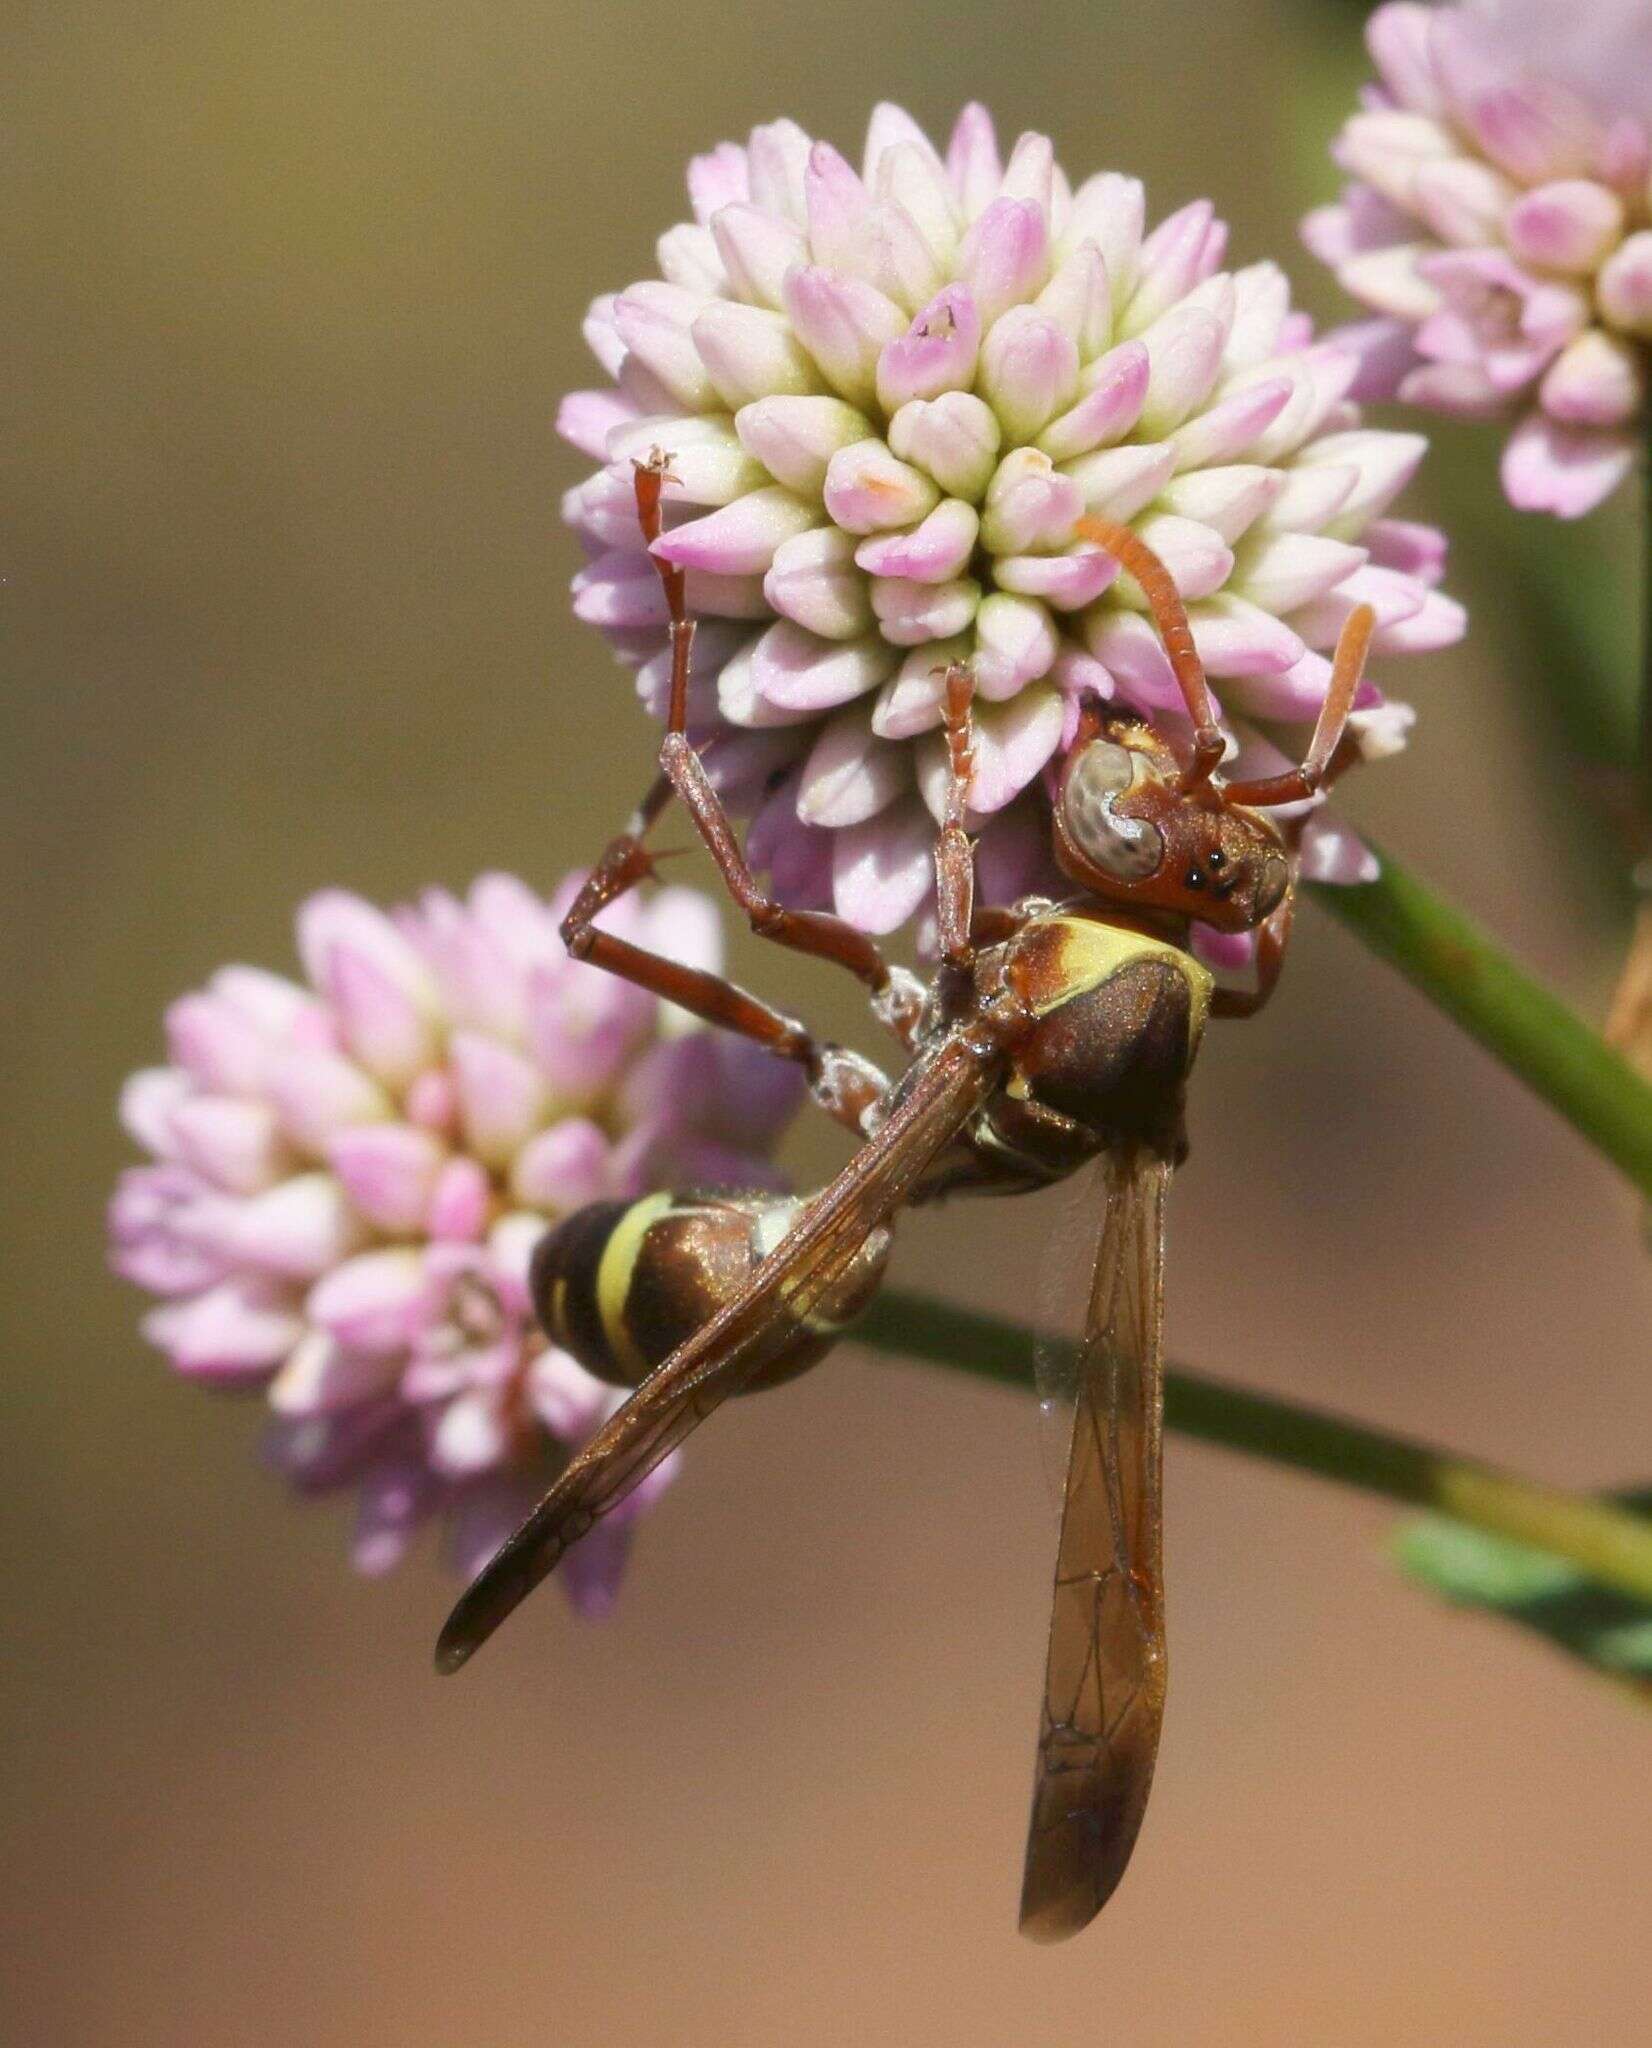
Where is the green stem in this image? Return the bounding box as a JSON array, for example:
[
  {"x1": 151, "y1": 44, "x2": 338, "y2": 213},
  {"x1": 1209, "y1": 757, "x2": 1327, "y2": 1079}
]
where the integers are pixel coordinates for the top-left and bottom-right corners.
[
  {"x1": 1641, "y1": 404, "x2": 1652, "y2": 834},
  {"x1": 856, "y1": 1289, "x2": 1652, "y2": 1606},
  {"x1": 1308, "y1": 852, "x2": 1652, "y2": 1200}
]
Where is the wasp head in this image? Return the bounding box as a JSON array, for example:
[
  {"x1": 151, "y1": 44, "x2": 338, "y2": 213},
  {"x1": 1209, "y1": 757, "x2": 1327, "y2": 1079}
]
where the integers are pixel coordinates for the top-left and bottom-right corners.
[{"x1": 1052, "y1": 728, "x2": 1289, "y2": 933}]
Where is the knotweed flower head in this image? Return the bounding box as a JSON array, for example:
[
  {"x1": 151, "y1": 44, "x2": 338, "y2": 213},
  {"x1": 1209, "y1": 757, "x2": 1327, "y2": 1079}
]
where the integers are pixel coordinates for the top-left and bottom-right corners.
[
  {"x1": 1306, "y1": 2, "x2": 1652, "y2": 518},
  {"x1": 562, "y1": 102, "x2": 1460, "y2": 946},
  {"x1": 107, "y1": 875, "x2": 800, "y2": 1613}
]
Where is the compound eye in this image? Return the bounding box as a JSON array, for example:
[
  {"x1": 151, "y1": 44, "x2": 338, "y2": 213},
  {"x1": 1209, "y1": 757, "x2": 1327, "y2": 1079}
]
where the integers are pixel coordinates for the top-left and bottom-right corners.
[{"x1": 1061, "y1": 741, "x2": 1166, "y2": 883}]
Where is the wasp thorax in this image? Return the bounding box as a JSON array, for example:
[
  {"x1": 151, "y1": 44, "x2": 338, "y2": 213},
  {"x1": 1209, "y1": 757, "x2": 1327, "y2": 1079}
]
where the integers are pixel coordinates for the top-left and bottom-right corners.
[{"x1": 1059, "y1": 741, "x2": 1166, "y2": 882}]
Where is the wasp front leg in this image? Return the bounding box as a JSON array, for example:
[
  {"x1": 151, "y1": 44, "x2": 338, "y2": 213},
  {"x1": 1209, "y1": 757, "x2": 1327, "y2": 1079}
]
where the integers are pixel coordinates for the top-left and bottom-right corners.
[
  {"x1": 1209, "y1": 886, "x2": 1296, "y2": 1019},
  {"x1": 573, "y1": 454, "x2": 925, "y2": 1052}
]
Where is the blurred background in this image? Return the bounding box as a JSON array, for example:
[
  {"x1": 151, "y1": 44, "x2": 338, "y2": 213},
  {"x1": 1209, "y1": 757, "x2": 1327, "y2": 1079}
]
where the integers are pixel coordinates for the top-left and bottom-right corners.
[{"x1": 5, "y1": 1, "x2": 1649, "y2": 2041}]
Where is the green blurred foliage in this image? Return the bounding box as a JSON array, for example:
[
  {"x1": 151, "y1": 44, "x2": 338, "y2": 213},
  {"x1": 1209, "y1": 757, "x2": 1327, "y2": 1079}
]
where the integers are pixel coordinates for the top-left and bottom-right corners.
[{"x1": 1399, "y1": 1494, "x2": 1652, "y2": 1693}]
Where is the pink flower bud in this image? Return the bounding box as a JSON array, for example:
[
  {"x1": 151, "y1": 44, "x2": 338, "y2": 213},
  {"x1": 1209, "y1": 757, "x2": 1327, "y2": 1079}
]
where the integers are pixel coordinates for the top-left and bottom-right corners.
[
  {"x1": 830, "y1": 801, "x2": 936, "y2": 933},
  {"x1": 871, "y1": 640, "x2": 970, "y2": 738},
  {"x1": 169, "y1": 1095, "x2": 286, "y2": 1196},
  {"x1": 1539, "y1": 327, "x2": 1644, "y2": 426},
  {"x1": 1166, "y1": 376, "x2": 1292, "y2": 470},
  {"x1": 1063, "y1": 173, "x2": 1145, "y2": 297},
  {"x1": 1506, "y1": 179, "x2": 1625, "y2": 274},
  {"x1": 853, "y1": 497, "x2": 979, "y2": 582},
  {"x1": 957, "y1": 199, "x2": 1050, "y2": 328},
  {"x1": 752, "y1": 618, "x2": 899, "y2": 712},
  {"x1": 1128, "y1": 514, "x2": 1235, "y2": 603},
  {"x1": 735, "y1": 394, "x2": 873, "y2": 496},
  {"x1": 946, "y1": 102, "x2": 1003, "y2": 221},
  {"x1": 1186, "y1": 593, "x2": 1305, "y2": 678},
  {"x1": 1036, "y1": 242, "x2": 1112, "y2": 359},
  {"x1": 711, "y1": 202, "x2": 807, "y2": 309},
  {"x1": 1062, "y1": 441, "x2": 1177, "y2": 524},
  {"x1": 269, "y1": 1333, "x2": 402, "y2": 1418},
  {"x1": 885, "y1": 391, "x2": 1001, "y2": 499},
  {"x1": 875, "y1": 285, "x2": 981, "y2": 411},
  {"x1": 797, "y1": 709, "x2": 909, "y2": 826},
  {"x1": 992, "y1": 547, "x2": 1119, "y2": 609},
  {"x1": 1598, "y1": 230, "x2": 1652, "y2": 335},
  {"x1": 328, "y1": 1123, "x2": 448, "y2": 1235},
  {"x1": 782, "y1": 266, "x2": 908, "y2": 409},
  {"x1": 657, "y1": 223, "x2": 725, "y2": 295},
  {"x1": 868, "y1": 575, "x2": 981, "y2": 645},
  {"x1": 449, "y1": 1032, "x2": 548, "y2": 1167},
  {"x1": 981, "y1": 449, "x2": 1084, "y2": 553},
  {"x1": 972, "y1": 593, "x2": 1060, "y2": 698},
  {"x1": 307, "y1": 1248, "x2": 434, "y2": 1355},
  {"x1": 1160, "y1": 463, "x2": 1284, "y2": 542},
  {"x1": 144, "y1": 1279, "x2": 303, "y2": 1383},
  {"x1": 164, "y1": 993, "x2": 271, "y2": 1095},
  {"x1": 687, "y1": 141, "x2": 750, "y2": 223},
  {"x1": 1137, "y1": 304, "x2": 1229, "y2": 437},
  {"x1": 1124, "y1": 200, "x2": 1226, "y2": 332},
  {"x1": 1037, "y1": 339, "x2": 1150, "y2": 462},
  {"x1": 691, "y1": 301, "x2": 821, "y2": 408},
  {"x1": 268, "y1": 1048, "x2": 389, "y2": 1157},
  {"x1": 803, "y1": 140, "x2": 870, "y2": 270},
  {"x1": 613, "y1": 283, "x2": 717, "y2": 412},
  {"x1": 875, "y1": 141, "x2": 960, "y2": 262},
  {"x1": 651, "y1": 487, "x2": 819, "y2": 576},
  {"x1": 764, "y1": 526, "x2": 874, "y2": 639},
  {"x1": 745, "y1": 118, "x2": 811, "y2": 224},
  {"x1": 1501, "y1": 410, "x2": 1636, "y2": 518},
  {"x1": 822, "y1": 437, "x2": 940, "y2": 534},
  {"x1": 509, "y1": 1118, "x2": 611, "y2": 1214},
  {"x1": 1234, "y1": 530, "x2": 1368, "y2": 614},
  {"x1": 978, "y1": 307, "x2": 1080, "y2": 440}
]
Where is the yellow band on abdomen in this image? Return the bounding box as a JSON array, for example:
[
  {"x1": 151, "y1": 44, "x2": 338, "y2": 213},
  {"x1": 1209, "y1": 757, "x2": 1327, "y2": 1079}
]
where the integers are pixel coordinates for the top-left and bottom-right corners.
[{"x1": 594, "y1": 1190, "x2": 675, "y2": 1385}]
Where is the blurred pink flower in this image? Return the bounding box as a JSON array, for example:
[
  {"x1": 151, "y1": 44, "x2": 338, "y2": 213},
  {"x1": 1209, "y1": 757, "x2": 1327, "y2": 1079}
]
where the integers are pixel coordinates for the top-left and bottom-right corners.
[
  {"x1": 562, "y1": 102, "x2": 1459, "y2": 940},
  {"x1": 108, "y1": 874, "x2": 801, "y2": 1614},
  {"x1": 1306, "y1": 2, "x2": 1652, "y2": 518}
]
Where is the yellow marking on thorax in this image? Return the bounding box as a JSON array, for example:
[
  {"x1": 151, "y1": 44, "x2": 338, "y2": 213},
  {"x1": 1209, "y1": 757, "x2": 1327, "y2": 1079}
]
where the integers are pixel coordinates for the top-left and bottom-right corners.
[
  {"x1": 1036, "y1": 914, "x2": 1213, "y2": 1045},
  {"x1": 595, "y1": 1190, "x2": 675, "y2": 1383}
]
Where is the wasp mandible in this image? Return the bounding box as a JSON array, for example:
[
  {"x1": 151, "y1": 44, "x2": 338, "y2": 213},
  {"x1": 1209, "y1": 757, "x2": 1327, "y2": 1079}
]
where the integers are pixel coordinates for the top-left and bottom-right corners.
[{"x1": 438, "y1": 453, "x2": 1375, "y2": 1942}]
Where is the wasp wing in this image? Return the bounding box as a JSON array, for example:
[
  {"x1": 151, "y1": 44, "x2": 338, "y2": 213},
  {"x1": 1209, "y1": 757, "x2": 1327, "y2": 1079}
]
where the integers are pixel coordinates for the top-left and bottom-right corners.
[
  {"x1": 436, "y1": 1034, "x2": 999, "y2": 1674},
  {"x1": 1032, "y1": 1158, "x2": 1111, "y2": 1509},
  {"x1": 1019, "y1": 1144, "x2": 1171, "y2": 1942}
]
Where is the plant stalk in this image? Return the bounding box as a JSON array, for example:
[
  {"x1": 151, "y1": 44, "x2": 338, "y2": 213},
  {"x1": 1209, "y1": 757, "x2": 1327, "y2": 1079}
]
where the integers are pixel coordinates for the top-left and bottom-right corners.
[
  {"x1": 1309, "y1": 853, "x2": 1652, "y2": 1200},
  {"x1": 856, "y1": 1288, "x2": 1652, "y2": 1607}
]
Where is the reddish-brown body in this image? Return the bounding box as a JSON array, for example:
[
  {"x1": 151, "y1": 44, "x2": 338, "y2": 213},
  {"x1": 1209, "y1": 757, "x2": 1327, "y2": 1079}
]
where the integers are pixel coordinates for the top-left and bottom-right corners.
[{"x1": 438, "y1": 456, "x2": 1378, "y2": 1944}]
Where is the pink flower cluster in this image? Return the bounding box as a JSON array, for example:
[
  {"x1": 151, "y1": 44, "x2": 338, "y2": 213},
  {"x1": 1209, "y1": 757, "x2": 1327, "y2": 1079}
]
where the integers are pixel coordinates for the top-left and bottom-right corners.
[
  {"x1": 108, "y1": 876, "x2": 800, "y2": 1612},
  {"x1": 1307, "y1": 2, "x2": 1652, "y2": 517},
  {"x1": 562, "y1": 103, "x2": 1460, "y2": 941}
]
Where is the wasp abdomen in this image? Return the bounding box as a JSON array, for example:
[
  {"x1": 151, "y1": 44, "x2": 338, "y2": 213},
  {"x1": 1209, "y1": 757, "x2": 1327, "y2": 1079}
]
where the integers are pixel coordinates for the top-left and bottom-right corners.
[{"x1": 531, "y1": 1191, "x2": 889, "y2": 1393}]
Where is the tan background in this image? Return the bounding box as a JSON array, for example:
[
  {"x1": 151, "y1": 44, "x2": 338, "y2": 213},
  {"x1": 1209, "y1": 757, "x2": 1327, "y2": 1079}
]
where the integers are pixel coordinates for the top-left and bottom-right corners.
[{"x1": 5, "y1": 2, "x2": 1649, "y2": 2042}]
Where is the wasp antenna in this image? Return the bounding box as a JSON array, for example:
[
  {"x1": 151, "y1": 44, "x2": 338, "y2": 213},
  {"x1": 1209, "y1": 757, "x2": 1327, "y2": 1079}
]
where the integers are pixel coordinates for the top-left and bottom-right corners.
[
  {"x1": 1074, "y1": 514, "x2": 1224, "y2": 793},
  {"x1": 1220, "y1": 603, "x2": 1377, "y2": 812},
  {"x1": 1302, "y1": 601, "x2": 1374, "y2": 784}
]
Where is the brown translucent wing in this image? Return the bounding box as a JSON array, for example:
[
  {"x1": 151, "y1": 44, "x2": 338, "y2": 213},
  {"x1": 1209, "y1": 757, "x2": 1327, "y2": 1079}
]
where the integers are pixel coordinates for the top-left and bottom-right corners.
[
  {"x1": 1019, "y1": 1144, "x2": 1171, "y2": 1942},
  {"x1": 435, "y1": 1035, "x2": 998, "y2": 1674}
]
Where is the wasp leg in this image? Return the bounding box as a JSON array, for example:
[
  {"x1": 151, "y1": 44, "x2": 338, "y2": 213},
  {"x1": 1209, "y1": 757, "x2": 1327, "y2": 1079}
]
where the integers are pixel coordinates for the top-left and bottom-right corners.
[
  {"x1": 589, "y1": 454, "x2": 925, "y2": 1051},
  {"x1": 1210, "y1": 887, "x2": 1296, "y2": 1019},
  {"x1": 936, "y1": 663, "x2": 980, "y2": 989}
]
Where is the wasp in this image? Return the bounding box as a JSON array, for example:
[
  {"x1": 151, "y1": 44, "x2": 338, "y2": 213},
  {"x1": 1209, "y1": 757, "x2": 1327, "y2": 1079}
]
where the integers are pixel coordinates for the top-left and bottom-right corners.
[{"x1": 437, "y1": 455, "x2": 1376, "y2": 1942}]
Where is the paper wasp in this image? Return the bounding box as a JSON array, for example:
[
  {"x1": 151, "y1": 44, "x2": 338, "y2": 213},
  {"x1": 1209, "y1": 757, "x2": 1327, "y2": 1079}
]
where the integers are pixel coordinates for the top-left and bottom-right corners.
[{"x1": 437, "y1": 454, "x2": 1375, "y2": 1942}]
